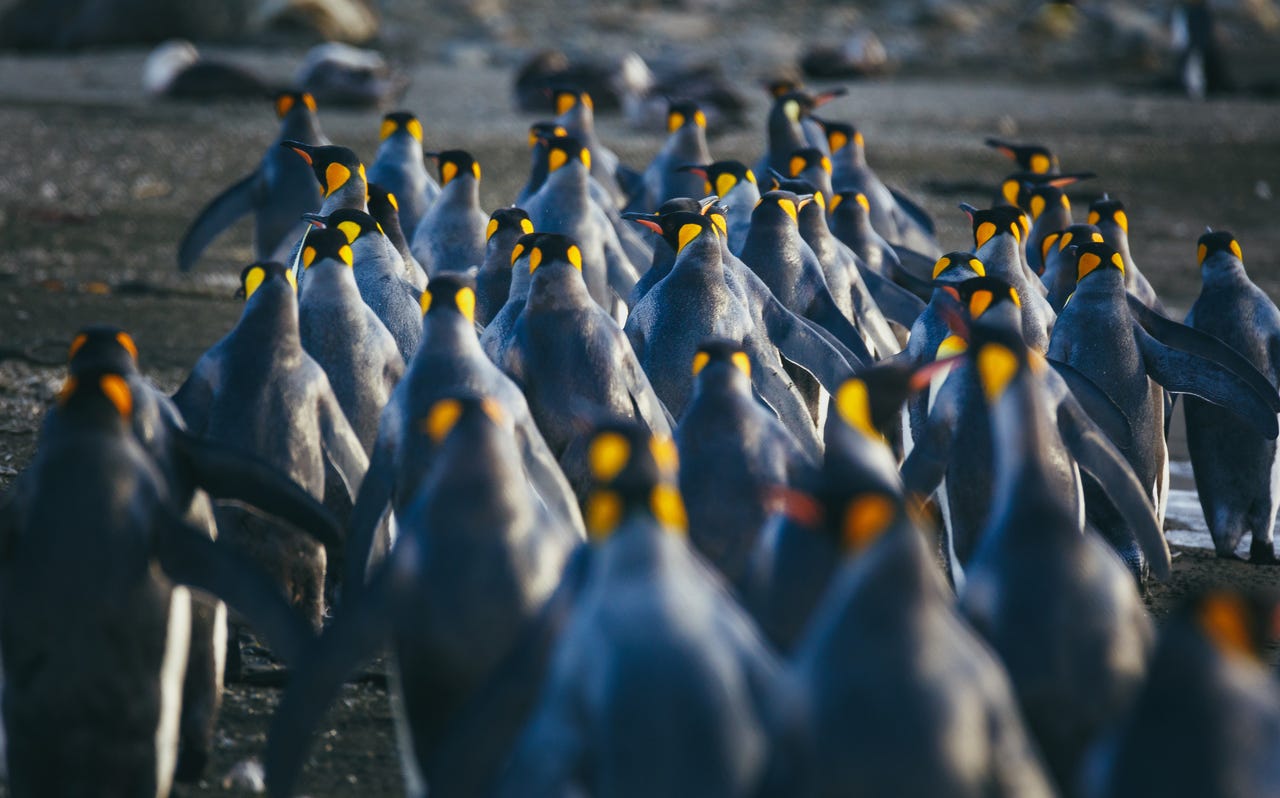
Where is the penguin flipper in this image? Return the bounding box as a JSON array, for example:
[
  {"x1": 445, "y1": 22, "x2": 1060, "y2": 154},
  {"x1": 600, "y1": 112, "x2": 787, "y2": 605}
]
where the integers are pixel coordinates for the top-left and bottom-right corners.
[
  {"x1": 178, "y1": 170, "x2": 260, "y2": 271},
  {"x1": 1129, "y1": 295, "x2": 1280, "y2": 414},
  {"x1": 155, "y1": 507, "x2": 315, "y2": 665},
  {"x1": 1056, "y1": 397, "x2": 1172, "y2": 580},
  {"x1": 265, "y1": 573, "x2": 393, "y2": 798},
  {"x1": 760, "y1": 296, "x2": 858, "y2": 389},
  {"x1": 859, "y1": 266, "x2": 927, "y2": 329},
  {"x1": 622, "y1": 350, "x2": 674, "y2": 439},
  {"x1": 318, "y1": 391, "x2": 371, "y2": 502},
  {"x1": 516, "y1": 418, "x2": 588, "y2": 539},
  {"x1": 172, "y1": 353, "x2": 221, "y2": 436},
  {"x1": 1135, "y1": 325, "x2": 1280, "y2": 439},
  {"x1": 343, "y1": 438, "x2": 396, "y2": 592},
  {"x1": 899, "y1": 382, "x2": 959, "y2": 500},
  {"x1": 888, "y1": 245, "x2": 940, "y2": 288},
  {"x1": 171, "y1": 428, "x2": 344, "y2": 549},
  {"x1": 887, "y1": 185, "x2": 937, "y2": 236},
  {"x1": 1044, "y1": 359, "x2": 1133, "y2": 452},
  {"x1": 804, "y1": 290, "x2": 874, "y2": 367}
]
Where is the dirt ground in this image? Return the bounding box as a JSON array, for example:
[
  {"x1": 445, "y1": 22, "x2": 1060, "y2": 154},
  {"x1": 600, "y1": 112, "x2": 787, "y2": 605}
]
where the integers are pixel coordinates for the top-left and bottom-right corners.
[{"x1": 1, "y1": 12, "x2": 1280, "y2": 795}]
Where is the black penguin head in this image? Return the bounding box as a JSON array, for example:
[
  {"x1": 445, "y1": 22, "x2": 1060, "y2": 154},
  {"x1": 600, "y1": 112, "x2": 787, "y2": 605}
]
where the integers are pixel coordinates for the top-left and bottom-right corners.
[
  {"x1": 1074, "y1": 241, "x2": 1125, "y2": 283},
  {"x1": 527, "y1": 121, "x2": 568, "y2": 149},
  {"x1": 947, "y1": 277, "x2": 1023, "y2": 342},
  {"x1": 970, "y1": 320, "x2": 1034, "y2": 404},
  {"x1": 542, "y1": 135, "x2": 590, "y2": 174},
  {"x1": 1045, "y1": 223, "x2": 1104, "y2": 266},
  {"x1": 684, "y1": 160, "x2": 756, "y2": 200},
  {"x1": 366, "y1": 183, "x2": 399, "y2": 224},
  {"x1": 54, "y1": 367, "x2": 136, "y2": 426},
  {"x1": 829, "y1": 190, "x2": 871, "y2": 221},
  {"x1": 237, "y1": 261, "x2": 296, "y2": 300},
  {"x1": 965, "y1": 204, "x2": 1024, "y2": 249},
  {"x1": 753, "y1": 190, "x2": 806, "y2": 228},
  {"x1": 633, "y1": 211, "x2": 720, "y2": 257},
  {"x1": 1180, "y1": 588, "x2": 1278, "y2": 663},
  {"x1": 763, "y1": 76, "x2": 803, "y2": 98},
  {"x1": 931, "y1": 251, "x2": 987, "y2": 281},
  {"x1": 814, "y1": 118, "x2": 862, "y2": 154},
  {"x1": 666, "y1": 100, "x2": 706, "y2": 133},
  {"x1": 521, "y1": 233, "x2": 585, "y2": 276},
  {"x1": 1197, "y1": 229, "x2": 1244, "y2": 267},
  {"x1": 67, "y1": 325, "x2": 141, "y2": 377},
  {"x1": 419, "y1": 272, "x2": 476, "y2": 323},
  {"x1": 997, "y1": 171, "x2": 1091, "y2": 210},
  {"x1": 1087, "y1": 197, "x2": 1128, "y2": 233},
  {"x1": 281, "y1": 141, "x2": 366, "y2": 198},
  {"x1": 379, "y1": 110, "x2": 423, "y2": 142},
  {"x1": 787, "y1": 147, "x2": 832, "y2": 179},
  {"x1": 774, "y1": 88, "x2": 845, "y2": 122},
  {"x1": 429, "y1": 150, "x2": 481, "y2": 186},
  {"x1": 273, "y1": 90, "x2": 317, "y2": 119},
  {"x1": 416, "y1": 392, "x2": 507, "y2": 449},
  {"x1": 551, "y1": 87, "x2": 593, "y2": 116},
  {"x1": 985, "y1": 138, "x2": 1058, "y2": 175},
  {"x1": 691, "y1": 338, "x2": 752, "y2": 387},
  {"x1": 487, "y1": 207, "x2": 534, "y2": 244},
  {"x1": 580, "y1": 420, "x2": 685, "y2": 542},
  {"x1": 300, "y1": 227, "x2": 355, "y2": 271},
  {"x1": 304, "y1": 208, "x2": 382, "y2": 244},
  {"x1": 1026, "y1": 183, "x2": 1069, "y2": 220}
]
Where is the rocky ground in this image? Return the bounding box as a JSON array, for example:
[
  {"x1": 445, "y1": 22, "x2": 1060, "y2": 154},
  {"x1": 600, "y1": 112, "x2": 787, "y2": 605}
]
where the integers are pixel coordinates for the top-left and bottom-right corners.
[{"x1": 1, "y1": 1, "x2": 1279, "y2": 795}]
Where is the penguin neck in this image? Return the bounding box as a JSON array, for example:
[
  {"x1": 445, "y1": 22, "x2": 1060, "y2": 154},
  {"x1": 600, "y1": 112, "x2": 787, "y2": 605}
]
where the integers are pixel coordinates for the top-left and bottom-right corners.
[
  {"x1": 974, "y1": 235, "x2": 1024, "y2": 280},
  {"x1": 744, "y1": 216, "x2": 804, "y2": 264},
  {"x1": 278, "y1": 111, "x2": 325, "y2": 145},
  {"x1": 300, "y1": 261, "x2": 359, "y2": 302},
  {"x1": 351, "y1": 235, "x2": 399, "y2": 278},
  {"x1": 669, "y1": 241, "x2": 725, "y2": 283},
  {"x1": 690, "y1": 367, "x2": 754, "y2": 408},
  {"x1": 439, "y1": 177, "x2": 480, "y2": 213},
  {"x1": 767, "y1": 117, "x2": 807, "y2": 170},
  {"x1": 372, "y1": 210, "x2": 413, "y2": 262},
  {"x1": 833, "y1": 207, "x2": 873, "y2": 243},
  {"x1": 1201, "y1": 257, "x2": 1249, "y2": 288},
  {"x1": 238, "y1": 283, "x2": 301, "y2": 347},
  {"x1": 595, "y1": 513, "x2": 686, "y2": 579},
  {"x1": 417, "y1": 311, "x2": 480, "y2": 356},
  {"x1": 1073, "y1": 269, "x2": 1127, "y2": 304},
  {"x1": 526, "y1": 267, "x2": 593, "y2": 311},
  {"x1": 835, "y1": 142, "x2": 866, "y2": 170},
  {"x1": 375, "y1": 135, "x2": 426, "y2": 178},
  {"x1": 664, "y1": 126, "x2": 710, "y2": 162},
  {"x1": 545, "y1": 164, "x2": 589, "y2": 201},
  {"x1": 797, "y1": 206, "x2": 835, "y2": 251},
  {"x1": 648, "y1": 240, "x2": 676, "y2": 279},
  {"x1": 416, "y1": 424, "x2": 532, "y2": 536},
  {"x1": 320, "y1": 181, "x2": 367, "y2": 215},
  {"x1": 479, "y1": 233, "x2": 521, "y2": 276}
]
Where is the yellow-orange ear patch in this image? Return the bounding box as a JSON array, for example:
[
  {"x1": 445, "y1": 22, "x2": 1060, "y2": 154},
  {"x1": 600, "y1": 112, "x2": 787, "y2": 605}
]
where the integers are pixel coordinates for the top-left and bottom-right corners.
[
  {"x1": 115, "y1": 332, "x2": 138, "y2": 361},
  {"x1": 566, "y1": 245, "x2": 583, "y2": 271},
  {"x1": 99, "y1": 374, "x2": 133, "y2": 417},
  {"x1": 324, "y1": 163, "x2": 351, "y2": 197},
  {"x1": 842, "y1": 494, "x2": 895, "y2": 552},
  {"x1": 585, "y1": 489, "x2": 622, "y2": 540},
  {"x1": 441, "y1": 161, "x2": 458, "y2": 185},
  {"x1": 692, "y1": 351, "x2": 710, "y2": 375},
  {"x1": 68, "y1": 333, "x2": 88, "y2": 360},
  {"x1": 977, "y1": 343, "x2": 1019, "y2": 400},
  {"x1": 454, "y1": 286, "x2": 476, "y2": 323},
  {"x1": 588, "y1": 432, "x2": 631, "y2": 483},
  {"x1": 975, "y1": 221, "x2": 997, "y2": 248},
  {"x1": 422, "y1": 399, "x2": 462, "y2": 443}
]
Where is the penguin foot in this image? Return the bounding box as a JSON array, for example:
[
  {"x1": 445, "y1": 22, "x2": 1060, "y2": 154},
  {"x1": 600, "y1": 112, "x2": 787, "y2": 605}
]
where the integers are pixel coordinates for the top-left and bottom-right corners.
[{"x1": 1249, "y1": 538, "x2": 1280, "y2": 565}]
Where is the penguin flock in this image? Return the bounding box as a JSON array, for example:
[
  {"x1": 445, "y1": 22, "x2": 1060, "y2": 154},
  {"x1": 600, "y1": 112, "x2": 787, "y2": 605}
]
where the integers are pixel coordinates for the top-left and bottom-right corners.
[{"x1": 3, "y1": 77, "x2": 1280, "y2": 798}]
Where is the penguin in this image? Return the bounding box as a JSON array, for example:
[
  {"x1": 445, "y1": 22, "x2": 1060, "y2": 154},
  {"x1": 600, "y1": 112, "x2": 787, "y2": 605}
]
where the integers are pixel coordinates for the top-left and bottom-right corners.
[
  {"x1": 501, "y1": 233, "x2": 673, "y2": 489},
  {"x1": 756, "y1": 88, "x2": 844, "y2": 180},
  {"x1": 790, "y1": 481, "x2": 1057, "y2": 797},
  {"x1": 1023, "y1": 181, "x2": 1074, "y2": 277},
  {"x1": 410, "y1": 150, "x2": 488, "y2": 276},
  {"x1": 368, "y1": 110, "x2": 440, "y2": 237},
  {"x1": 516, "y1": 121, "x2": 570, "y2": 206},
  {"x1": 678, "y1": 159, "x2": 760, "y2": 252},
  {"x1": 984, "y1": 137, "x2": 1060, "y2": 175},
  {"x1": 494, "y1": 420, "x2": 809, "y2": 797},
  {"x1": 518, "y1": 135, "x2": 641, "y2": 316},
  {"x1": 302, "y1": 207, "x2": 422, "y2": 362},
  {"x1": 64, "y1": 326, "x2": 342, "y2": 780},
  {"x1": 178, "y1": 90, "x2": 325, "y2": 271},
  {"x1": 1087, "y1": 196, "x2": 1162, "y2": 311},
  {"x1": 761, "y1": 76, "x2": 830, "y2": 151},
  {"x1": 826, "y1": 189, "x2": 936, "y2": 300},
  {"x1": 1048, "y1": 240, "x2": 1280, "y2": 531},
  {"x1": 280, "y1": 140, "x2": 369, "y2": 215},
  {"x1": 625, "y1": 195, "x2": 719, "y2": 306},
  {"x1": 629, "y1": 99, "x2": 713, "y2": 213},
  {"x1": 902, "y1": 277, "x2": 1171, "y2": 586},
  {"x1": 991, "y1": 170, "x2": 1093, "y2": 214},
  {"x1": 1081, "y1": 589, "x2": 1280, "y2": 798},
  {"x1": 0, "y1": 367, "x2": 313, "y2": 798},
  {"x1": 958, "y1": 322, "x2": 1154, "y2": 794},
  {"x1": 174, "y1": 261, "x2": 369, "y2": 629},
  {"x1": 481, "y1": 235, "x2": 540, "y2": 367},
  {"x1": 624, "y1": 212, "x2": 824, "y2": 457},
  {"x1": 295, "y1": 227, "x2": 404, "y2": 454},
  {"x1": 476, "y1": 207, "x2": 534, "y2": 327},
  {"x1": 1183, "y1": 231, "x2": 1280, "y2": 561},
  {"x1": 550, "y1": 87, "x2": 636, "y2": 209},
  {"x1": 343, "y1": 271, "x2": 586, "y2": 593},
  {"x1": 676, "y1": 338, "x2": 817, "y2": 589},
  {"x1": 1171, "y1": 0, "x2": 1233, "y2": 99},
  {"x1": 366, "y1": 182, "x2": 429, "y2": 290},
  {"x1": 1041, "y1": 223, "x2": 1105, "y2": 312},
  {"x1": 812, "y1": 119, "x2": 941, "y2": 257},
  {"x1": 265, "y1": 393, "x2": 580, "y2": 798},
  {"x1": 962, "y1": 203, "x2": 1056, "y2": 352}
]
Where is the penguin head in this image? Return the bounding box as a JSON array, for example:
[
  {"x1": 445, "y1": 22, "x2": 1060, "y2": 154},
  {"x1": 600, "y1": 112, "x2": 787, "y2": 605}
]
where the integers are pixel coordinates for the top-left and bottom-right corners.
[
  {"x1": 681, "y1": 159, "x2": 756, "y2": 200},
  {"x1": 773, "y1": 88, "x2": 845, "y2": 123},
  {"x1": 299, "y1": 227, "x2": 355, "y2": 272},
  {"x1": 580, "y1": 420, "x2": 685, "y2": 542},
  {"x1": 416, "y1": 392, "x2": 507, "y2": 450},
  {"x1": 691, "y1": 338, "x2": 752, "y2": 393},
  {"x1": 1047, "y1": 223, "x2": 1105, "y2": 267},
  {"x1": 1074, "y1": 240, "x2": 1125, "y2": 283},
  {"x1": 966, "y1": 205, "x2": 1024, "y2": 249},
  {"x1": 985, "y1": 138, "x2": 1058, "y2": 175},
  {"x1": 551, "y1": 87, "x2": 593, "y2": 118},
  {"x1": 236, "y1": 261, "x2": 296, "y2": 300},
  {"x1": 521, "y1": 233, "x2": 585, "y2": 279},
  {"x1": 1087, "y1": 197, "x2": 1128, "y2": 233},
  {"x1": 1182, "y1": 588, "x2": 1278, "y2": 664},
  {"x1": 54, "y1": 367, "x2": 136, "y2": 427},
  {"x1": 67, "y1": 325, "x2": 141, "y2": 376},
  {"x1": 970, "y1": 319, "x2": 1034, "y2": 405},
  {"x1": 281, "y1": 141, "x2": 366, "y2": 199},
  {"x1": 429, "y1": 149, "x2": 481, "y2": 186},
  {"x1": 997, "y1": 171, "x2": 1091, "y2": 211},
  {"x1": 787, "y1": 147, "x2": 832, "y2": 180},
  {"x1": 419, "y1": 272, "x2": 476, "y2": 323},
  {"x1": 1026, "y1": 183, "x2": 1069, "y2": 221},
  {"x1": 379, "y1": 110, "x2": 423, "y2": 142},
  {"x1": 365, "y1": 183, "x2": 400, "y2": 227},
  {"x1": 763, "y1": 76, "x2": 803, "y2": 98},
  {"x1": 774, "y1": 177, "x2": 827, "y2": 219},
  {"x1": 304, "y1": 208, "x2": 382, "y2": 245},
  {"x1": 486, "y1": 207, "x2": 534, "y2": 247},
  {"x1": 828, "y1": 190, "x2": 871, "y2": 221},
  {"x1": 666, "y1": 100, "x2": 707, "y2": 133},
  {"x1": 752, "y1": 190, "x2": 806, "y2": 229},
  {"x1": 951, "y1": 276, "x2": 1023, "y2": 337},
  {"x1": 813, "y1": 118, "x2": 863, "y2": 155},
  {"x1": 931, "y1": 251, "x2": 987, "y2": 282},
  {"x1": 542, "y1": 135, "x2": 591, "y2": 174},
  {"x1": 1197, "y1": 229, "x2": 1244, "y2": 269},
  {"x1": 631, "y1": 211, "x2": 720, "y2": 259},
  {"x1": 527, "y1": 121, "x2": 568, "y2": 149},
  {"x1": 273, "y1": 90, "x2": 317, "y2": 119}
]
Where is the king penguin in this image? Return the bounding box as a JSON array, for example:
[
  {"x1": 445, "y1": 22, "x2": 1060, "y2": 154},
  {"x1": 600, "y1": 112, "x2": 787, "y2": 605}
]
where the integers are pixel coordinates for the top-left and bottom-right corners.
[
  {"x1": 280, "y1": 140, "x2": 369, "y2": 215},
  {"x1": 476, "y1": 207, "x2": 535, "y2": 326},
  {"x1": 1088, "y1": 196, "x2": 1162, "y2": 312},
  {"x1": 178, "y1": 90, "x2": 326, "y2": 271},
  {"x1": 410, "y1": 149, "x2": 488, "y2": 276},
  {"x1": 368, "y1": 110, "x2": 440, "y2": 237},
  {"x1": 629, "y1": 99, "x2": 713, "y2": 214},
  {"x1": 366, "y1": 183, "x2": 429, "y2": 290}
]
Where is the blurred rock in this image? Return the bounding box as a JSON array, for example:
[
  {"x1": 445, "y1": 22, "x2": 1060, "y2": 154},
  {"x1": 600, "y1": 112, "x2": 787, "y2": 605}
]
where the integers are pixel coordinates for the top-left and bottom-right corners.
[
  {"x1": 143, "y1": 40, "x2": 276, "y2": 100},
  {"x1": 222, "y1": 758, "x2": 267, "y2": 793},
  {"x1": 800, "y1": 29, "x2": 892, "y2": 79},
  {"x1": 295, "y1": 43, "x2": 409, "y2": 108},
  {"x1": 253, "y1": 0, "x2": 379, "y2": 43}
]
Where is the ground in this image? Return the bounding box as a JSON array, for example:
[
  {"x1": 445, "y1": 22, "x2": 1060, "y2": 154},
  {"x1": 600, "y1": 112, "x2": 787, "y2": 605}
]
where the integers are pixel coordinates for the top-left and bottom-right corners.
[{"x1": 1, "y1": 6, "x2": 1279, "y2": 795}]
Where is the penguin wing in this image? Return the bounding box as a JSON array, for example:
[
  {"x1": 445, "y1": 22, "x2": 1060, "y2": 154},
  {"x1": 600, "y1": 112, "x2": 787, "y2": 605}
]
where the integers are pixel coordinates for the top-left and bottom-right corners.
[
  {"x1": 1129, "y1": 295, "x2": 1280, "y2": 414},
  {"x1": 858, "y1": 265, "x2": 927, "y2": 329},
  {"x1": 493, "y1": 677, "x2": 588, "y2": 798},
  {"x1": 759, "y1": 294, "x2": 858, "y2": 390},
  {"x1": 342, "y1": 415, "x2": 400, "y2": 593},
  {"x1": 603, "y1": 229, "x2": 641, "y2": 298},
  {"x1": 620, "y1": 343, "x2": 675, "y2": 438},
  {"x1": 887, "y1": 245, "x2": 941, "y2": 292},
  {"x1": 899, "y1": 380, "x2": 960, "y2": 499},
  {"x1": 887, "y1": 185, "x2": 938, "y2": 236},
  {"x1": 1044, "y1": 359, "x2": 1134, "y2": 451},
  {"x1": 804, "y1": 288, "x2": 874, "y2": 367},
  {"x1": 1055, "y1": 396, "x2": 1172, "y2": 580},
  {"x1": 171, "y1": 351, "x2": 223, "y2": 435},
  {"x1": 1135, "y1": 324, "x2": 1280, "y2": 439},
  {"x1": 154, "y1": 505, "x2": 315, "y2": 664},
  {"x1": 265, "y1": 571, "x2": 394, "y2": 798},
  {"x1": 177, "y1": 170, "x2": 261, "y2": 271},
  {"x1": 318, "y1": 388, "x2": 372, "y2": 500},
  {"x1": 514, "y1": 412, "x2": 588, "y2": 540},
  {"x1": 171, "y1": 427, "x2": 344, "y2": 549}
]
